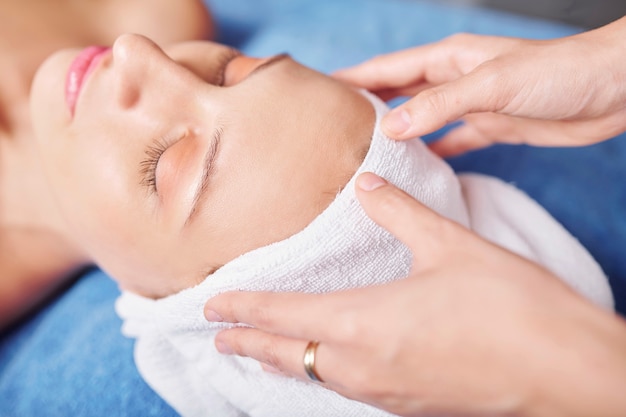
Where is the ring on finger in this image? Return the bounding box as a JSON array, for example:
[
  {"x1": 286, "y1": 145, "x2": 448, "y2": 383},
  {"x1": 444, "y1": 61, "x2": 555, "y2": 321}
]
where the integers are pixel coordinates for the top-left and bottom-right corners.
[{"x1": 303, "y1": 340, "x2": 324, "y2": 383}]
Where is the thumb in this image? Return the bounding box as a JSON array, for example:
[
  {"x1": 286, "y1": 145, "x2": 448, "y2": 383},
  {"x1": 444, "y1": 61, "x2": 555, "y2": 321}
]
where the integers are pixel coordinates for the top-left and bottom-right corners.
[
  {"x1": 355, "y1": 172, "x2": 452, "y2": 261},
  {"x1": 382, "y1": 66, "x2": 504, "y2": 140}
]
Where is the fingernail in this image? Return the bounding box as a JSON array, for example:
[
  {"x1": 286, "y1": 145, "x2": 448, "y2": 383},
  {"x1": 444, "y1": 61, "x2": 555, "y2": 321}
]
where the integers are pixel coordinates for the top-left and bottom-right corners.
[
  {"x1": 215, "y1": 341, "x2": 234, "y2": 355},
  {"x1": 205, "y1": 309, "x2": 223, "y2": 322},
  {"x1": 261, "y1": 363, "x2": 283, "y2": 375},
  {"x1": 383, "y1": 109, "x2": 411, "y2": 135},
  {"x1": 357, "y1": 172, "x2": 387, "y2": 191}
]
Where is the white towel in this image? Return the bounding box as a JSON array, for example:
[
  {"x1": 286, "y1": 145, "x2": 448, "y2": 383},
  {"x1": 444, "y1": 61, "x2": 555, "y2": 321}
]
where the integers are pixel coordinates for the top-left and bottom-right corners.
[{"x1": 116, "y1": 91, "x2": 613, "y2": 417}]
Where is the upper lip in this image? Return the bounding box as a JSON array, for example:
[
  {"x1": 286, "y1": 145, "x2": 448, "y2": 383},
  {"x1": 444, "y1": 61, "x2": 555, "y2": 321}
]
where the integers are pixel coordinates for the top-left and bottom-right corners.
[{"x1": 65, "y1": 46, "x2": 111, "y2": 116}]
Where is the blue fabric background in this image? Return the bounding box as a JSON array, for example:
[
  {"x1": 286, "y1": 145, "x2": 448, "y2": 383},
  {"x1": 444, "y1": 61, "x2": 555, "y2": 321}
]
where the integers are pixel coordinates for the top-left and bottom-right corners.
[{"x1": 2, "y1": 0, "x2": 624, "y2": 415}]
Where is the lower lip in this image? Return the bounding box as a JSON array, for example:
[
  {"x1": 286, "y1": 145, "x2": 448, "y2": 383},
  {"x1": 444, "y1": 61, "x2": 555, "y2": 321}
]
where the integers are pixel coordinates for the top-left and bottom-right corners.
[{"x1": 65, "y1": 46, "x2": 110, "y2": 116}]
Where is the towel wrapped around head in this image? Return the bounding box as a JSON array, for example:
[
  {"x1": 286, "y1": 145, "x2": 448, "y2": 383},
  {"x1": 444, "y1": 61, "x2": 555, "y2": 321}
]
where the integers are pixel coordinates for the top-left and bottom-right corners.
[{"x1": 116, "y1": 91, "x2": 613, "y2": 417}]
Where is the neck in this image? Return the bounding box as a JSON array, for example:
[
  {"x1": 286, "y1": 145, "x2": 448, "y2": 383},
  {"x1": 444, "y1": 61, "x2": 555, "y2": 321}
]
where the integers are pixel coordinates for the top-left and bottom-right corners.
[{"x1": 0, "y1": 123, "x2": 90, "y2": 265}]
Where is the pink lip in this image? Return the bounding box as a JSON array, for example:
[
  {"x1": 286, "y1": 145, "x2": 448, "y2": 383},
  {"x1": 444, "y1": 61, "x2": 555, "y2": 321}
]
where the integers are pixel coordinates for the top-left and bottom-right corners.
[{"x1": 65, "y1": 46, "x2": 110, "y2": 116}]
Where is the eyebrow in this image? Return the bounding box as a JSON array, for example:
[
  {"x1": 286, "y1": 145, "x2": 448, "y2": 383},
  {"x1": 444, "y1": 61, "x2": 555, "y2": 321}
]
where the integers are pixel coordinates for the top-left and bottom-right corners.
[
  {"x1": 185, "y1": 127, "x2": 222, "y2": 227},
  {"x1": 183, "y1": 53, "x2": 290, "y2": 227},
  {"x1": 246, "y1": 53, "x2": 290, "y2": 80}
]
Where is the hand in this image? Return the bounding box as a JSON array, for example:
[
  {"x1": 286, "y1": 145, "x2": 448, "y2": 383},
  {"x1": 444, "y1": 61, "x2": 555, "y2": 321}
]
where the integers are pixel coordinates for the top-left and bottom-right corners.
[
  {"x1": 334, "y1": 17, "x2": 626, "y2": 157},
  {"x1": 205, "y1": 173, "x2": 626, "y2": 417}
]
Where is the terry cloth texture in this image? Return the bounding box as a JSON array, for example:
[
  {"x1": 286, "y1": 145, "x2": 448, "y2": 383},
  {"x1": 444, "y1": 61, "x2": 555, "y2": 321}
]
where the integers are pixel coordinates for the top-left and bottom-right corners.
[{"x1": 116, "y1": 91, "x2": 612, "y2": 417}]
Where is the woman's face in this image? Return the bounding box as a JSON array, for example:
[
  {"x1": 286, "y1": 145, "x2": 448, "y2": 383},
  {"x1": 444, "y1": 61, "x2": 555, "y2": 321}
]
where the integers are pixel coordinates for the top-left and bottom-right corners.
[{"x1": 31, "y1": 34, "x2": 373, "y2": 297}]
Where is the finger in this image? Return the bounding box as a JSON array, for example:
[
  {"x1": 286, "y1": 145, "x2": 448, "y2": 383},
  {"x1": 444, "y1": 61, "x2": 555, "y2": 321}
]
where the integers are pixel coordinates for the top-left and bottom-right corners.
[
  {"x1": 215, "y1": 328, "x2": 343, "y2": 389},
  {"x1": 215, "y1": 328, "x2": 309, "y2": 379},
  {"x1": 427, "y1": 122, "x2": 494, "y2": 158},
  {"x1": 355, "y1": 172, "x2": 460, "y2": 263},
  {"x1": 428, "y1": 111, "x2": 610, "y2": 155},
  {"x1": 333, "y1": 33, "x2": 504, "y2": 92},
  {"x1": 370, "y1": 82, "x2": 432, "y2": 102},
  {"x1": 332, "y1": 43, "x2": 446, "y2": 91},
  {"x1": 381, "y1": 66, "x2": 508, "y2": 139},
  {"x1": 205, "y1": 290, "x2": 349, "y2": 342}
]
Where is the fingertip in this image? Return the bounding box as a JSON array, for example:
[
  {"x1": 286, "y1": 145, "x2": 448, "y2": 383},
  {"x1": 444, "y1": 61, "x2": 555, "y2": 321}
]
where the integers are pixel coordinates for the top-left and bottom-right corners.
[
  {"x1": 382, "y1": 109, "x2": 412, "y2": 138},
  {"x1": 331, "y1": 67, "x2": 351, "y2": 79},
  {"x1": 355, "y1": 172, "x2": 387, "y2": 192},
  {"x1": 427, "y1": 136, "x2": 461, "y2": 159},
  {"x1": 215, "y1": 339, "x2": 235, "y2": 355},
  {"x1": 355, "y1": 174, "x2": 452, "y2": 258},
  {"x1": 427, "y1": 123, "x2": 490, "y2": 158},
  {"x1": 204, "y1": 293, "x2": 227, "y2": 322},
  {"x1": 331, "y1": 63, "x2": 369, "y2": 82},
  {"x1": 260, "y1": 362, "x2": 284, "y2": 375},
  {"x1": 355, "y1": 176, "x2": 424, "y2": 249},
  {"x1": 355, "y1": 174, "x2": 415, "y2": 224},
  {"x1": 204, "y1": 307, "x2": 224, "y2": 322}
]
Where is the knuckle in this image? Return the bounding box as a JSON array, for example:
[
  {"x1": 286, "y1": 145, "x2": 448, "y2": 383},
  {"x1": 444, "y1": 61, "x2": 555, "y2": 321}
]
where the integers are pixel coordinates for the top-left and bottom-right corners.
[
  {"x1": 370, "y1": 53, "x2": 387, "y2": 65},
  {"x1": 471, "y1": 65, "x2": 510, "y2": 110},
  {"x1": 474, "y1": 64, "x2": 502, "y2": 90},
  {"x1": 361, "y1": 54, "x2": 389, "y2": 74},
  {"x1": 418, "y1": 88, "x2": 448, "y2": 117},
  {"x1": 445, "y1": 32, "x2": 470, "y2": 44},
  {"x1": 367, "y1": 54, "x2": 395, "y2": 80},
  {"x1": 443, "y1": 32, "x2": 482, "y2": 49},
  {"x1": 422, "y1": 213, "x2": 456, "y2": 243},
  {"x1": 347, "y1": 368, "x2": 372, "y2": 394},
  {"x1": 220, "y1": 330, "x2": 245, "y2": 355},
  {"x1": 374, "y1": 187, "x2": 413, "y2": 219},
  {"x1": 334, "y1": 310, "x2": 363, "y2": 344},
  {"x1": 345, "y1": 365, "x2": 388, "y2": 404},
  {"x1": 258, "y1": 337, "x2": 282, "y2": 369},
  {"x1": 246, "y1": 295, "x2": 275, "y2": 329}
]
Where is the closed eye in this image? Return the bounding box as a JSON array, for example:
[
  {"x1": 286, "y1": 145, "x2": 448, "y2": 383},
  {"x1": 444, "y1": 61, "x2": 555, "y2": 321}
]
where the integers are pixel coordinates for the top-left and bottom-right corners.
[
  {"x1": 214, "y1": 48, "x2": 240, "y2": 87},
  {"x1": 139, "y1": 131, "x2": 187, "y2": 195},
  {"x1": 139, "y1": 136, "x2": 169, "y2": 194}
]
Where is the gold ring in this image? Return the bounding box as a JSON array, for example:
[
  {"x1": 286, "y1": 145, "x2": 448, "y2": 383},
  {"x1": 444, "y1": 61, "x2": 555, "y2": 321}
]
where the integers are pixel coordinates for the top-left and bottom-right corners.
[{"x1": 303, "y1": 340, "x2": 324, "y2": 383}]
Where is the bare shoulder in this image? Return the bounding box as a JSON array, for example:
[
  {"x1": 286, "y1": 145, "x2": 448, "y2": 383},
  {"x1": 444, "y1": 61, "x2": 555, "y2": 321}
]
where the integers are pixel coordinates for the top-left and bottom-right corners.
[
  {"x1": 0, "y1": 227, "x2": 89, "y2": 330},
  {"x1": 100, "y1": 0, "x2": 215, "y2": 43},
  {"x1": 0, "y1": 0, "x2": 214, "y2": 51}
]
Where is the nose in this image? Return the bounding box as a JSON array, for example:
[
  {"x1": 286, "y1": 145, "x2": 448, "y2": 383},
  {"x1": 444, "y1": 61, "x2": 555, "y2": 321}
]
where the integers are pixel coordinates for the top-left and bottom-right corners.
[{"x1": 111, "y1": 34, "x2": 191, "y2": 109}]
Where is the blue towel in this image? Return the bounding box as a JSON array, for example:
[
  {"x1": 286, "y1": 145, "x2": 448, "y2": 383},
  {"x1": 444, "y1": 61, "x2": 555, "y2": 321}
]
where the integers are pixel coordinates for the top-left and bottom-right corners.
[{"x1": 2, "y1": 1, "x2": 624, "y2": 415}]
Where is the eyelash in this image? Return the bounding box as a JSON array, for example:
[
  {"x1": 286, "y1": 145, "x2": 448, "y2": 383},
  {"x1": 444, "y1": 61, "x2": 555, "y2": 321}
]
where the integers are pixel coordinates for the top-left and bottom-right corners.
[
  {"x1": 140, "y1": 136, "x2": 170, "y2": 194},
  {"x1": 139, "y1": 50, "x2": 239, "y2": 195},
  {"x1": 215, "y1": 49, "x2": 240, "y2": 86}
]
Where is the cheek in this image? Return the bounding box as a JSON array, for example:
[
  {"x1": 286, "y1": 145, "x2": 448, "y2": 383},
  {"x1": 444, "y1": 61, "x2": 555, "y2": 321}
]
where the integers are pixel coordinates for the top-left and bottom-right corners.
[
  {"x1": 44, "y1": 133, "x2": 202, "y2": 296},
  {"x1": 50, "y1": 147, "x2": 166, "y2": 291},
  {"x1": 201, "y1": 135, "x2": 330, "y2": 264},
  {"x1": 31, "y1": 51, "x2": 76, "y2": 147},
  {"x1": 39, "y1": 124, "x2": 138, "y2": 247},
  {"x1": 50, "y1": 140, "x2": 130, "y2": 241}
]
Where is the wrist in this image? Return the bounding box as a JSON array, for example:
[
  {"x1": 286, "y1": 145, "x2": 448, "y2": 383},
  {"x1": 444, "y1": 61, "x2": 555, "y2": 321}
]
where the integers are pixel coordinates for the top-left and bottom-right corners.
[{"x1": 582, "y1": 16, "x2": 626, "y2": 97}]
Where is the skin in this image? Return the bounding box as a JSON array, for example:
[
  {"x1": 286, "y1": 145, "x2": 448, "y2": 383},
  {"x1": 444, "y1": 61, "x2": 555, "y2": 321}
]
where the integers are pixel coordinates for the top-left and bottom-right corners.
[
  {"x1": 203, "y1": 15, "x2": 626, "y2": 417},
  {"x1": 0, "y1": 0, "x2": 213, "y2": 328},
  {"x1": 207, "y1": 173, "x2": 626, "y2": 417},
  {"x1": 334, "y1": 16, "x2": 626, "y2": 156},
  {"x1": 31, "y1": 34, "x2": 374, "y2": 298}
]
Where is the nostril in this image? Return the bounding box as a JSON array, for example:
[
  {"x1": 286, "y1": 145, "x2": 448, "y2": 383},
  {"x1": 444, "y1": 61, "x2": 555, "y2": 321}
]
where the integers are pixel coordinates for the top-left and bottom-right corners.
[
  {"x1": 111, "y1": 34, "x2": 158, "y2": 109},
  {"x1": 115, "y1": 80, "x2": 140, "y2": 109}
]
